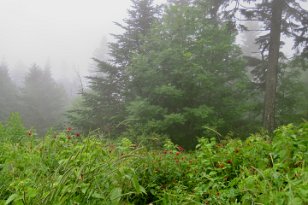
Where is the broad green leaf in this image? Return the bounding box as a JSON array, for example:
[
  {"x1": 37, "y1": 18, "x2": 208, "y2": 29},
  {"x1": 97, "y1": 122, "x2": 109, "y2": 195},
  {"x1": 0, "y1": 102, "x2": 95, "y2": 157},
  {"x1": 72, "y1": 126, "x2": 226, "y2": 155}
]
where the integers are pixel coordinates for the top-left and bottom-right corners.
[
  {"x1": 110, "y1": 187, "x2": 122, "y2": 203},
  {"x1": 5, "y1": 194, "x2": 22, "y2": 205},
  {"x1": 132, "y1": 175, "x2": 146, "y2": 194}
]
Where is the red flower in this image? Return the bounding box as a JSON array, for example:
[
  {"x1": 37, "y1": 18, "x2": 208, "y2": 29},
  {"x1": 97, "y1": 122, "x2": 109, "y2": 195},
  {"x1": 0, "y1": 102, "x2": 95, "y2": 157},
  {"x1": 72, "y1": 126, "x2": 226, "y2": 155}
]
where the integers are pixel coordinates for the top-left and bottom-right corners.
[
  {"x1": 66, "y1": 127, "x2": 72, "y2": 132},
  {"x1": 176, "y1": 152, "x2": 180, "y2": 156},
  {"x1": 177, "y1": 145, "x2": 184, "y2": 152},
  {"x1": 226, "y1": 159, "x2": 233, "y2": 164},
  {"x1": 75, "y1": 132, "x2": 80, "y2": 137}
]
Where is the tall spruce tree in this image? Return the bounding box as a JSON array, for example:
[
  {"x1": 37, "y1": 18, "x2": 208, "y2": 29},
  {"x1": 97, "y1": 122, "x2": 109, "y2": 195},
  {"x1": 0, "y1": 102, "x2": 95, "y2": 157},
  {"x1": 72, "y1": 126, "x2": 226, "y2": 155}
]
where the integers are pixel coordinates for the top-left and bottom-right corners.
[
  {"x1": 68, "y1": 0, "x2": 161, "y2": 134},
  {"x1": 126, "y1": 1, "x2": 252, "y2": 147},
  {"x1": 208, "y1": 0, "x2": 308, "y2": 131},
  {"x1": 110, "y1": 0, "x2": 161, "y2": 67},
  {"x1": 240, "y1": 0, "x2": 307, "y2": 131}
]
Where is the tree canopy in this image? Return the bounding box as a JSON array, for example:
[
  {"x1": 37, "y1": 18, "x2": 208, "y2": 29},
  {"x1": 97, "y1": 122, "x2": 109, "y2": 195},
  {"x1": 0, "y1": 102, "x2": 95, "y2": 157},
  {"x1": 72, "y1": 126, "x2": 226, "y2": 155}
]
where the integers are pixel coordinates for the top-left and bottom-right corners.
[{"x1": 68, "y1": 0, "x2": 308, "y2": 147}]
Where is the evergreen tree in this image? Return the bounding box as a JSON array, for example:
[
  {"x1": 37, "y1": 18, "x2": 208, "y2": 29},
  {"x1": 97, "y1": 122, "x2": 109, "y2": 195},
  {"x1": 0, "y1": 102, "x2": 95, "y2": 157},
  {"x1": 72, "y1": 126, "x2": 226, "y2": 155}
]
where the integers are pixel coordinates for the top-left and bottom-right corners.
[
  {"x1": 242, "y1": 0, "x2": 307, "y2": 131},
  {"x1": 126, "y1": 1, "x2": 252, "y2": 147},
  {"x1": 68, "y1": 0, "x2": 161, "y2": 134},
  {"x1": 110, "y1": 0, "x2": 161, "y2": 67},
  {"x1": 20, "y1": 65, "x2": 67, "y2": 134},
  {"x1": 0, "y1": 63, "x2": 18, "y2": 122},
  {"x1": 238, "y1": 0, "x2": 307, "y2": 131},
  {"x1": 276, "y1": 60, "x2": 308, "y2": 125},
  {"x1": 68, "y1": 60, "x2": 127, "y2": 134}
]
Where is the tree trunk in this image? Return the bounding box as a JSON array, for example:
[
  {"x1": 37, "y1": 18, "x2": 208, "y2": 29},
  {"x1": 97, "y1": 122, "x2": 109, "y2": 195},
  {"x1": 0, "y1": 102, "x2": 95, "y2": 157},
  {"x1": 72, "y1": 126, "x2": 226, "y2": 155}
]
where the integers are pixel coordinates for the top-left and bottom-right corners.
[{"x1": 263, "y1": 0, "x2": 283, "y2": 132}]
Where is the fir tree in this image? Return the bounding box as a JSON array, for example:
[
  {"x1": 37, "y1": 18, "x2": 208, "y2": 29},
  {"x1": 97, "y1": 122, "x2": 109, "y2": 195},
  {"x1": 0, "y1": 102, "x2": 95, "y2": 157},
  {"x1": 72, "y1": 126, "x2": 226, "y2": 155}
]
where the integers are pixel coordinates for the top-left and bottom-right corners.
[
  {"x1": 68, "y1": 0, "x2": 161, "y2": 134},
  {"x1": 126, "y1": 1, "x2": 252, "y2": 147}
]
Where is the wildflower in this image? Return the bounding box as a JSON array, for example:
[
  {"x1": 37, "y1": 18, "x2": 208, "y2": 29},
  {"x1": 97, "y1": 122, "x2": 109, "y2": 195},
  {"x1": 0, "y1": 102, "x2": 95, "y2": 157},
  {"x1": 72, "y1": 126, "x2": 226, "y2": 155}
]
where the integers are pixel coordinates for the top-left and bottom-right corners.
[
  {"x1": 226, "y1": 159, "x2": 233, "y2": 164},
  {"x1": 27, "y1": 130, "x2": 32, "y2": 137},
  {"x1": 66, "y1": 127, "x2": 72, "y2": 132},
  {"x1": 67, "y1": 135, "x2": 72, "y2": 140},
  {"x1": 163, "y1": 150, "x2": 167, "y2": 154},
  {"x1": 177, "y1": 145, "x2": 184, "y2": 152},
  {"x1": 176, "y1": 152, "x2": 180, "y2": 156},
  {"x1": 216, "y1": 162, "x2": 225, "y2": 168},
  {"x1": 216, "y1": 143, "x2": 223, "y2": 148},
  {"x1": 75, "y1": 132, "x2": 80, "y2": 137}
]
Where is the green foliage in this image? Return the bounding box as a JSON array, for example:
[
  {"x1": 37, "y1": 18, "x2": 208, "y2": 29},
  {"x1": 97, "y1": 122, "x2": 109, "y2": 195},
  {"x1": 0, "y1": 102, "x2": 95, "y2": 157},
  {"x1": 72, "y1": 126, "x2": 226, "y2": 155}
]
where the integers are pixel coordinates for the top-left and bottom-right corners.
[
  {"x1": 68, "y1": 0, "x2": 161, "y2": 135},
  {"x1": 0, "y1": 131, "x2": 149, "y2": 205},
  {"x1": 66, "y1": 0, "x2": 308, "y2": 148},
  {"x1": 68, "y1": 60, "x2": 127, "y2": 135},
  {"x1": 0, "y1": 122, "x2": 307, "y2": 204},
  {"x1": 0, "y1": 113, "x2": 26, "y2": 142},
  {"x1": 126, "y1": 1, "x2": 252, "y2": 147},
  {"x1": 276, "y1": 64, "x2": 308, "y2": 125}
]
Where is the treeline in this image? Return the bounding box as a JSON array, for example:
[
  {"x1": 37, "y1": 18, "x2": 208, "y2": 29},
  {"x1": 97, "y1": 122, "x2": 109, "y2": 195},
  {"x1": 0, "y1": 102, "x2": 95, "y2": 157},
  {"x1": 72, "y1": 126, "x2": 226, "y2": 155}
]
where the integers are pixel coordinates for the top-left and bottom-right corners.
[
  {"x1": 67, "y1": 0, "x2": 308, "y2": 148},
  {"x1": 0, "y1": 63, "x2": 68, "y2": 134},
  {"x1": 1, "y1": 0, "x2": 307, "y2": 148}
]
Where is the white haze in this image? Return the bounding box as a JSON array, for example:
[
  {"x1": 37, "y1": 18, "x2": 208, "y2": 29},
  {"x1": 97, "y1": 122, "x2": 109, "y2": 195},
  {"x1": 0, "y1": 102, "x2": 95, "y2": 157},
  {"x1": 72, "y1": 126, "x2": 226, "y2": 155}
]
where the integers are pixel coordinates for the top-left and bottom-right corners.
[
  {"x1": 0, "y1": 0, "x2": 307, "y2": 84},
  {"x1": 0, "y1": 0, "x2": 165, "y2": 82}
]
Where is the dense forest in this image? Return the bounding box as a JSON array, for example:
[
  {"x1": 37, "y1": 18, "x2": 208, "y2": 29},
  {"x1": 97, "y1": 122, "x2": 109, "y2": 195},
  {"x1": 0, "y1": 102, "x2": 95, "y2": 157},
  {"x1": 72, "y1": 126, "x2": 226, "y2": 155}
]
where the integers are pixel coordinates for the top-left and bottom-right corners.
[
  {"x1": 0, "y1": 0, "x2": 307, "y2": 204},
  {"x1": 1, "y1": 0, "x2": 307, "y2": 144}
]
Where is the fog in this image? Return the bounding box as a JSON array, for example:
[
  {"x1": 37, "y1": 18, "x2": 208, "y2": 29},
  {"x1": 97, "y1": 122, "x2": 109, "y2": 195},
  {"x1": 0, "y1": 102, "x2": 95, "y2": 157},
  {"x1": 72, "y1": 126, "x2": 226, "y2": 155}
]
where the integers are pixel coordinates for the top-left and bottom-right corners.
[
  {"x1": 0, "y1": 0, "x2": 307, "y2": 150},
  {"x1": 0, "y1": 0, "x2": 165, "y2": 82},
  {"x1": 1, "y1": 0, "x2": 307, "y2": 83}
]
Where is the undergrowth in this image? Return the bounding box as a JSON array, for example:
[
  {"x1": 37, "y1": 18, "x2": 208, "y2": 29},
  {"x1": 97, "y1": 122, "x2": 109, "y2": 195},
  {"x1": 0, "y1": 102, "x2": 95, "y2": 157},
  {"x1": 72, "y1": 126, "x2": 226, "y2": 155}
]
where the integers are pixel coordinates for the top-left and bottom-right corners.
[{"x1": 0, "y1": 115, "x2": 307, "y2": 204}]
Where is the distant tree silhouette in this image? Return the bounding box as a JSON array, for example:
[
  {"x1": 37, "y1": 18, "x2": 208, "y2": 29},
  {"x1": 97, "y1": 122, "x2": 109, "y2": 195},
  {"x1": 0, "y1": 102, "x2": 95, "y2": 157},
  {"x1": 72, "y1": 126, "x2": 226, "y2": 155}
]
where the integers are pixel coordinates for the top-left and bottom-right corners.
[{"x1": 20, "y1": 64, "x2": 67, "y2": 134}]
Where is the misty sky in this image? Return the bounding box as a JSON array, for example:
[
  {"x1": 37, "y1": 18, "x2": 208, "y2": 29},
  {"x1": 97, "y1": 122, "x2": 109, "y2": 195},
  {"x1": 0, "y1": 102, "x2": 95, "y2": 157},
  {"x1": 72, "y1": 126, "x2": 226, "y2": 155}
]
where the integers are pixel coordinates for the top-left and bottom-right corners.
[
  {"x1": 0, "y1": 0, "x2": 165, "y2": 80},
  {"x1": 0, "y1": 0, "x2": 307, "y2": 81}
]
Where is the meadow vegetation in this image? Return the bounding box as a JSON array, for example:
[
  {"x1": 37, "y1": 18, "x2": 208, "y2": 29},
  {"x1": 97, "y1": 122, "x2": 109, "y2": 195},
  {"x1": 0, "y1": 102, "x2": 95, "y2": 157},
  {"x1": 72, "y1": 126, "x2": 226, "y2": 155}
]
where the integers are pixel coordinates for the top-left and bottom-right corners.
[{"x1": 0, "y1": 114, "x2": 307, "y2": 204}]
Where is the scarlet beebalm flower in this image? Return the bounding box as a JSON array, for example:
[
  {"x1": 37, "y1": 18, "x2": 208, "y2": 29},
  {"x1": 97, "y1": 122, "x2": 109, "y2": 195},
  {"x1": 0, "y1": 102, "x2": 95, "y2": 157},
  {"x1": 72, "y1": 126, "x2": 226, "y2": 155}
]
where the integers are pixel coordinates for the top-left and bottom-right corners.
[
  {"x1": 177, "y1": 145, "x2": 184, "y2": 152},
  {"x1": 226, "y1": 159, "x2": 233, "y2": 164}
]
